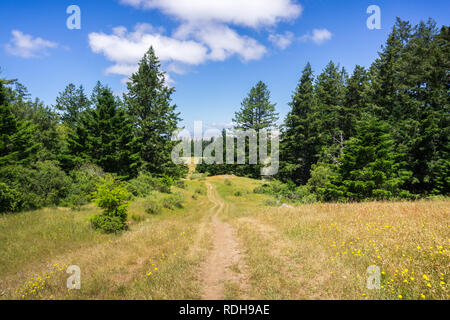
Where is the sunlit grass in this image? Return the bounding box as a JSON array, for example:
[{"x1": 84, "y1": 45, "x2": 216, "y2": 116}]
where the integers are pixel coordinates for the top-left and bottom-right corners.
[{"x1": 209, "y1": 176, "x2": 450, "y2": 300}]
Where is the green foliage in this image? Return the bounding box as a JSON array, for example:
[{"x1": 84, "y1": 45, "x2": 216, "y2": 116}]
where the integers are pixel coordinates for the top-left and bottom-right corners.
[
  {"x1": 194, "y1": 188, "x2": 204, "y2": 195},
  {"x1": 0, "y1": 162, "x2": 70, "y2": 212},
  {"x1": 55, "y1": 83, "x2": 90, "y2": 127},
  {"x1": 280, "y1": 63, "x2": 317, "y2": 185},
  {"x1": 224, "y1": 179, "x2": 232, "y2": 186},
  {"x1": 0, "y1": 182, "x2": 19, "y2": 213},
  {"x1": 124, "y1": 47, "x2": 187, "y2": 179},
  {"x1": 64, "y1": 84, "x2": 140, "y2": 179},
  {"x1": 126, "y1": 172, "x2": 174, "y2": 197},
  {"x1": 145, "y1": 198, "x2": 162, "y2": 215},
  {"x1": 233, "y1": 81, "x2": 279, "y2": 132},
  {"x1": 162, "y1": 193, "x2": 184, "y2": 210},
  {"x1": 0, "y1": 80, "x2": 39, "y2": 167},
  {"x1": 65, "y1": 163, "x2": 105, "y2": 209},
  {"x1": 234, "y1": 191, "x2": 243, "y2": 197},
  {"x1": 90, "y1": 215, "x2": 127, "y2": 234},
  {"x1": 90, "y1": 175, "x2": 131, "y2": 233}
]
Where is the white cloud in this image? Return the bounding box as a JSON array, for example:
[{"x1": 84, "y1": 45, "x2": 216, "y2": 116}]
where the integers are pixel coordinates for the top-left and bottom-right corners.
[
  {"x1": 300, "y1": 28, "x2": 333, "y2": 45},
  {"x1": 268, "y1": 31, "x2": 294, "y2": 50},
  {"x1": 120, "y1": 0, "x2": 302, "y2": 28},
  {"x1": 89, "y1": 23, "x2": 266, "y2": 80},
  {"x1": 5, "y1": 30, "x2": 58, "y2": 58},
  {"x1": 174, "y1": 23, "x2": 267, "y2": 62},
  {"x1": 89, "y1": 23, "x2": 208, "y2": 80}
]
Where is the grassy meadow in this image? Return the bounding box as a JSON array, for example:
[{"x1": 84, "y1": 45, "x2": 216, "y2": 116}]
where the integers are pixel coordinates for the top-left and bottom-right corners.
[{"x1": 0, "y1": 175, "x2": 448, "y2": 300}]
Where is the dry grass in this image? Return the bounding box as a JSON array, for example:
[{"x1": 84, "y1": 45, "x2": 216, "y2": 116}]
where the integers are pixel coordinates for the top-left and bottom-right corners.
[
  {"x1": 0, "y1": 180, "x2": 213, "y2": 300},
  {"x1": 1, "y1": 175, "x2": 448, "y2": 300},
  {"x1": 208, "y1": 176, "x2": 450, "y2": 300}
]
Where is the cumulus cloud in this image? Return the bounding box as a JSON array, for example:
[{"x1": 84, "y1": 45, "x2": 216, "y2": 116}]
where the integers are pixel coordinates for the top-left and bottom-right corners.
[
  {"x1": 89, "y1": 22, "x2": 267, "y2": 80},
  {"x1": 268, "y1": 31, "x2": 295, "y2": 50},
  {"x1": 120, "y1": 0, "x2": 302, "y2": 28},
  {"x1": 89, "y1": 23, "x2": 208, "y2": 79},
  {"x1": 300, "y1": 28, "x2": 333, "y2": 45},
  {"x1": 90, "y1": 1, "x2": 329, "y2": 82},
  {"x1": 5, "y1": 30, "x2": 58, "y2": 58},
  {"x1": 174, "y1": 23, "x2": 267, "y2": 62}
]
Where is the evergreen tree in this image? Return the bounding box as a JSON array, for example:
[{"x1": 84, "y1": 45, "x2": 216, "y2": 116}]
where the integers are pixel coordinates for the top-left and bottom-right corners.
[
  {"x1": 233, "y1": 81, "x2": 279, "y2": 132},
  {"x1": 343, "y1": 65, "x2": 370, "y2": 138},
  {"x1": 326, "y1": 116, "x2": 412, "y2": 201},
  {"x1": 232, "y1": 81, "x2": 278, "y2": 178},
  {"x1": 55, "y1": 84, "x2": 90, "y2": 126},
  {"x1": 124, "y1": 47, "x2": 185, "y2": 178},
  {"x1": 280, "y1": 63, "x2": 316, "y2": 184},
  {"x1": 311, "y1": 61, "x2": 347, "y2": 164},
  {"x1": 0, "y1": 79, "x2": 38, "y2": 166},
  {"x1": 65, "y1": 85, "x2": 140, "y2": 179}
]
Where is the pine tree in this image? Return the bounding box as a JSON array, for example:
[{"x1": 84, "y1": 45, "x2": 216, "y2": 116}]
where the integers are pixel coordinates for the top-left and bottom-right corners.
[
  {"x1": 280, "y1": 63, "x2": 316, "y2": 184},
  {"x1": 233, "y1": 81, "x2": 279, "y2": 133},
  {"x1": 232, "y1": 81, "x2": 278, "y2": 178},
  {"x1": 124, "y1": 47, "x2": 185, "y2": 178},
  {"x1": 327, "y1": 116, "x2": 412, "y2": 201},
  {"x1": 55, "y1": 84, "x2": 90, "y2": 126},
  {"x1": 65, "y1": 85, "x2": 140, "y2": 179},
  {"x1": 0, "y1": 79, "x2": 38, "y2": 166},
  {"x1": 343, "y1": 65, "x2": 370, "y2": 138},
  {"x1": 311, "y1": 61, "x2": 347, "y2": 164}
]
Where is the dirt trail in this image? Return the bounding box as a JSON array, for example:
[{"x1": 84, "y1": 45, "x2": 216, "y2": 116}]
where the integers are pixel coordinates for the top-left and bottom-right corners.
[{"x1": 200, "y1": 183, "x2": 250, "y2": 300}]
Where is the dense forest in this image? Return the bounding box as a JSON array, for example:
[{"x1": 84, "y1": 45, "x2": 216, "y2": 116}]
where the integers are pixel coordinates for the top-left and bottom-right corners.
[
  {"x1": 1, "y1": 18, "x2": 449, "y2": 215},
  {"x1": 198, "y1": 18, "x2": 449, "y2": 202}
]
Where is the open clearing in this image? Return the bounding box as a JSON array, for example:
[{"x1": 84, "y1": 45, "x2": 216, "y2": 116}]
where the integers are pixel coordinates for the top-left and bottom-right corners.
[{"x1": 0, "y1": 176, "x2": 449, "y2": 300}]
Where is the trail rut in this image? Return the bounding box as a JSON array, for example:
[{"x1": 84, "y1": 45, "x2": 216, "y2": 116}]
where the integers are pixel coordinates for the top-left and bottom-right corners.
[{"x1": 200, "y1": 183, "x2": 250, "y2": 300}]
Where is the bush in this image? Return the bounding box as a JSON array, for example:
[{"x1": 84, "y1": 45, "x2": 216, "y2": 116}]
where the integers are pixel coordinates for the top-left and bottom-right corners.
[
  {"x1": 292, "y1": 185, "x2": 317, "y2": 204},
  {"x1": 162, "y1": 193, "x2": 184, "y2": 210},
  {"x1": 234, "y1": 191, "x2": 243, "y2": 197},
  {"x1": 0, "y1": 162, "x2": 71, "y2": 212},
  {"x1": 195, "y1": 188, "x2": 205, "y2": 195},
  {"x1": 145, "y1": 198, "x2": 162, "y2": 215},
  {"x1": 0, "y1": 182, "x2": 19, "y2": 213},
  {"x1": 224, "y1": 179, "x2": 232, "y2": 186},
  {"x1": 90, "y1": 175, "x2": 130, "y2": 233},
  {"x1": 192, "y1": 194, "x2": 198, "y2": 200},
  {"x1": 90, "y1": 215, "x2": 127, "y2": 234},
  {"x1": 126, "y1": 172, "x2": 173, "y2": 197},
  {"x1": 65, "y1": 163, "x2": 104, "y2": 209},
  {"x1": 176, "y1": 180, "x2": 186, "y2": 189}
]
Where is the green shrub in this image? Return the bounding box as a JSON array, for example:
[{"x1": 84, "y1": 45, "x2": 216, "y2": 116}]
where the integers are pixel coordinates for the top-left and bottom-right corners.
[
  {"x1": 0, "y1": 162, "x2": 71, "y2": 212},
  {"x1": 91, "y1": 215, "x2": 127, "y2": 234},
  {"x1": 162, "y1": 193, "x2": 184, "y2": 210},
  {"x1": 224, "y1": 179, "x2": 232, "y2": 186},
  {"x1": 176, "y1": 180, "x2": 186, "y2": 189},
  {"x1": 192, "y1": 194, "x2": 198, "y2": 200},
  {"x1": 65, "y1": 163, "x2": 104, "y2": 209},
  {"x1": 195, "y1": 188, "x2": 205, "y2": 195},
  {"x1": 126, "y1": 172, "x2": 173, "y2": 197},
  {"x1": 90, "y1": 175, "x2": 131, "y2": 233},
  {"x1": 234, "y1": 191, "x2": 243, "y2": 197},
  {"x1": 145, "y1": 198, "x2": 162, "y2": 215},
  {"x1": 0, "y1": 182, "x2": 19, "y2": 213}
]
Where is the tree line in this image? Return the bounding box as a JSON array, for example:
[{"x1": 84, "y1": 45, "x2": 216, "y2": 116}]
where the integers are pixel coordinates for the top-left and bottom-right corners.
[
  {"x1": 197, "y1": 18, "x2": 449, "y2": 202},
  {"x1": 0, "y1": 47, "x2": 186, "y2": 213},
  {"x1": 0, "y1": 18, "x2": 448, "y2": 213}
]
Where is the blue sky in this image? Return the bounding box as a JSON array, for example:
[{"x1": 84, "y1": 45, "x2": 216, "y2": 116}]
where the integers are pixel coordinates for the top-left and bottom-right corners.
[{"x1": 0, "y1": 0, "x2": 449, "y2": 133}]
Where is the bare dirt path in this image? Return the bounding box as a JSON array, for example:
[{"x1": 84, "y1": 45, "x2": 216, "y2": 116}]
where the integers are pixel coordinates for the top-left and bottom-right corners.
[{"x1": 200, "y1": 182, "x2": 250, "y2": 300}]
